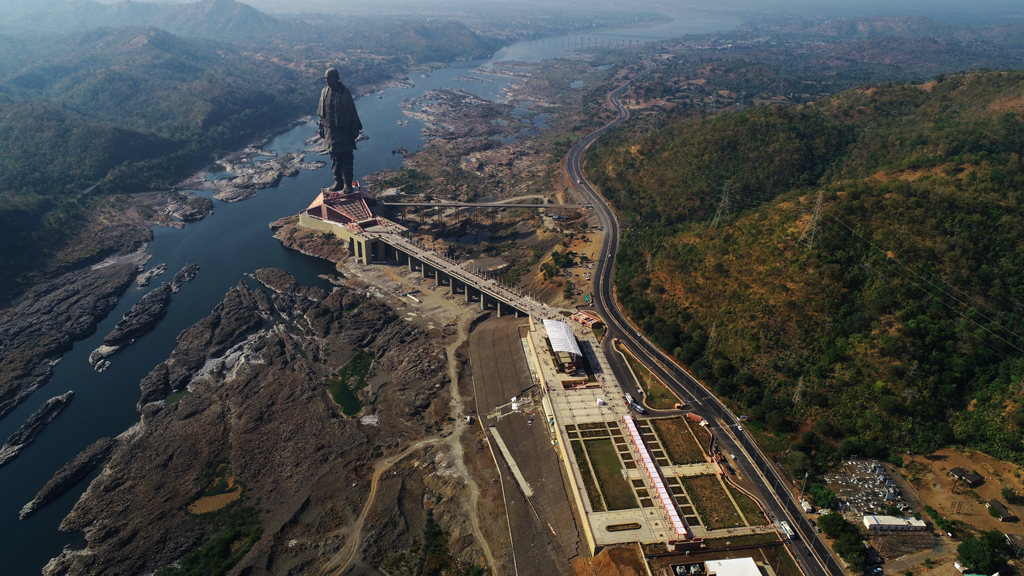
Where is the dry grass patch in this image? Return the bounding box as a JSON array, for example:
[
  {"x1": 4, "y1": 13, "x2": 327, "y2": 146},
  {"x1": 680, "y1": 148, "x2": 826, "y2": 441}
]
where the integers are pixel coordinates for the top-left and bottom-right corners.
[
  {"x1": 681, "y1": 474, "x2": 744, "y2": 530},
  {"x1": 652, "y1": 417, "x2": 706, "y2": 464}
]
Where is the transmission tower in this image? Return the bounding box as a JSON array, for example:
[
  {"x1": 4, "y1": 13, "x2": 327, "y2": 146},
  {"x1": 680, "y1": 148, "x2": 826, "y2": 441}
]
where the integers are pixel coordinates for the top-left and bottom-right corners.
[
  {"x1": 711, "y1": 181, "x2": 731, "y2": 227},
  {"x1": 799, "y1": 190, "x2": 824, "y2": 247}
]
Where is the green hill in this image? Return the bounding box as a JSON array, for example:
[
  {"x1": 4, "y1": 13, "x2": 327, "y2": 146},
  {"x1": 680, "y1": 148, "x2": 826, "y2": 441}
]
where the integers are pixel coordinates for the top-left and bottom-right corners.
[{"x1": 586, "y1": 71, "x2": 1024, "y2": 468}]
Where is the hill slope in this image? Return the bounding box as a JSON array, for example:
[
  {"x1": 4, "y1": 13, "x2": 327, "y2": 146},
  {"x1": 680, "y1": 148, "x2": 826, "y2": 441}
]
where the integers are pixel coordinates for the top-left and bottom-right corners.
[{"x1": 586, "y1": 71, "x2": 1024, "y2": 468}]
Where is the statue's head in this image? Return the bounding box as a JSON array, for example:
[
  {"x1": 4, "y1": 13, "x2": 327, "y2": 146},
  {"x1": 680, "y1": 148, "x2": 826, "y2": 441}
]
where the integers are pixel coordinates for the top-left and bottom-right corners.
[{"x1": 325, "y1": 67, "x2": 340, "y2": 87}]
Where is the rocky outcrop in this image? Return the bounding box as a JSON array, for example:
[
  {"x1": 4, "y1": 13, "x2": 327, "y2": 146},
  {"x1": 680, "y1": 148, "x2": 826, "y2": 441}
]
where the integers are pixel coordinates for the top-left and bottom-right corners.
[
  {"x1": 137, "y1": 281, "x2": 273, "y2": 407},
  {"x1": 45, "y1": 274, "x2": 452, "y2": 576},
  {"x1": 270, "y1": 216, "x2": 349, "y2": 263},
  {"x1": 165, "y1": 193, "x2": 213, "y2": 221},
  {"x1": 0, "y1": 391, "x2": 74, "y2": 468},
  {"x1": 89, "y1": 283, "x2": 174, "y2": 369},
  {"x1": 170, "y1": 263, "x2": 200, "y2": 293},
  {"x1": 136, "y1": 263, "x2": 167, "y2": 287},
  {"x1": 0, "y1": 244, "x2": 150, "y2": 421},
  {"x1": 213, "y1": 186, "x2": 258, "y2": 203},
  {"x1": 20, "y1": 437, "x2": 116, "y2": 519},
  {"x1": 104, "y1": 284, "x2": 173, "y2": 347}
]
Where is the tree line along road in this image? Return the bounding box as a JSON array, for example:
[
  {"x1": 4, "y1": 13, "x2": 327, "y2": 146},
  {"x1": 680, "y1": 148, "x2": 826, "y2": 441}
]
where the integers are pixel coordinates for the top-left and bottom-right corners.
[{"x1": 564, "y1": 54, "x2": 845, "y2": 576}]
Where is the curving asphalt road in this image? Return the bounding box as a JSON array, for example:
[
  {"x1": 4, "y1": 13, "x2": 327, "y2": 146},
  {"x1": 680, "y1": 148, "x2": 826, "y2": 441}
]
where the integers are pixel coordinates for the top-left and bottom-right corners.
[{"x1": 565, "y1": 55, "x2": 846, "y2": 576}]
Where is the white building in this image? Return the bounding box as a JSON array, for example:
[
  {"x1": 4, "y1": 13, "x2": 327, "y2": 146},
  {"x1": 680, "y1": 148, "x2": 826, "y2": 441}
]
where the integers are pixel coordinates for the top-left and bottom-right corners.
[
  {"x1": 705, "y1": 558, "x2": 763, "y2": 576},
  {"x1": 863, "y1": 515, "x2": 927, "y2": 531}
]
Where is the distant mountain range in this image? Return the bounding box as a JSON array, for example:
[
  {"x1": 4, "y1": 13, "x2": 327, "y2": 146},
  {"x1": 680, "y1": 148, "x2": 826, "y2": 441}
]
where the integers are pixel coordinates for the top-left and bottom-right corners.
[{"x1": 0, "y1": 0, "x2": 304, "y2": 40}]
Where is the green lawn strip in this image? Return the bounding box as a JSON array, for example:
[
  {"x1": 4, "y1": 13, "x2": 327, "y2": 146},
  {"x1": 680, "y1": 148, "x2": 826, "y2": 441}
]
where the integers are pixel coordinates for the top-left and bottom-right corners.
[
  {"x1": 585, "y1": 438, "x2": 639, "y2": 510},
  {"x1": 727, "y1": 484, "x2": 768, "y2": 525},
  {"x1": 680, "y1": 474, "x2": 744, "y2": 529},
  {"x1": 702, "y1": 532, "x2": 782, "y2": 549},
  {"x1": 651, "y1": 417, "x2": 706, "y2": 464},
  {"x1": 571, "y1": 440, "x2": 606, "y2": 512},
  {"x1": 614, "y1": 341, "x2": 679, "y2": 409},
  {"x1": 325, "y1": 350, "x2": 374, "y2": 416}
]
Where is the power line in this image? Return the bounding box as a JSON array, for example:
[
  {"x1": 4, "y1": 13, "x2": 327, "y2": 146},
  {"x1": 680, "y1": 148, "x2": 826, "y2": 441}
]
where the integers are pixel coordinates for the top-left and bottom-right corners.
[
  {"x1": 798, "y1": 191, "x2": 824, "y2": 248},
  {"x1": 711, "y1": 181, "x2": 731, "y2": 227}
]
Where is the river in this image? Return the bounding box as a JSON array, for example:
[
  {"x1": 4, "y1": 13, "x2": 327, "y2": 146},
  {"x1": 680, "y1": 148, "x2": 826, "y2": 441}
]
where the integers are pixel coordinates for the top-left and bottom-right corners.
[{"x1": 0, "y1": 12, "x2": 736, "y2": 574}]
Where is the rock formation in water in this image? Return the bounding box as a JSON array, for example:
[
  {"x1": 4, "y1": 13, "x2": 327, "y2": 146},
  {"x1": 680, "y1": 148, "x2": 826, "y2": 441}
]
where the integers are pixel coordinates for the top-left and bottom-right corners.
[
  {"x1": 0, "y1": 243, "x2": 150, "y2": 420},
  {"x1": 0, "y1": 391, "x2": 74, "y2": 468},
  {"x1": 170, "y1": 263, "x2": 200, "y2": 293},
  {"x1": 20, "y1": 436, "x2": 116, "y2": 519},
  {"x1": 44, "y1": 275, "x2": 473, "y2": 576},
  {"x1": 136, "y1": 263, "x2": 168, "y2": 287},
  {"x1": 89, "y1": 283, "x2": 174, "y2": 368}
]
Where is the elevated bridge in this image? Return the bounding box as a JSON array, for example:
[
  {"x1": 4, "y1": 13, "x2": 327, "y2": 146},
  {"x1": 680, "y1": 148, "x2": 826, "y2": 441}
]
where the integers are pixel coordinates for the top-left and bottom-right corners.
[{"x1": 298, "y1": 186, "x2": 566, "y2": 319}]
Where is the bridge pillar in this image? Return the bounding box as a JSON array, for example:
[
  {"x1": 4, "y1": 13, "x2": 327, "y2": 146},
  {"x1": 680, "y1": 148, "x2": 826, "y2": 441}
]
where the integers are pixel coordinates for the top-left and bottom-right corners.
[
  {"x1": 480, "y1": 293, "x2": 487, "y2": 311},
  {"x1": 409, "y1": 256, "x2": 416, "y2": 273},
  {"x1": 348, "y1": 237, "x2": 355, "y2": 257},
  {"x1": 465, "y1": 285, "x2": 472, "y2": 303},
  {"x1": 356, "y1": 241, "x2": 364, "y2": 263},
  {"x1": 421, "y1": 262, "x2": 429, "y2": 279},
  {"x1": 497, "y1": 301, "x2": 504, "y2": 317}
]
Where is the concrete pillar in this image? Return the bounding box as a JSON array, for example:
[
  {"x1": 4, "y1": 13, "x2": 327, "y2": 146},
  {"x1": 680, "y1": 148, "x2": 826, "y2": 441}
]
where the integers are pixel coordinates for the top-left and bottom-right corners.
[
  {"x1": 421, "y1": 262, "x2": 428, "y2": 279},
  {"x1": 465, "y1": 285, "x2": 472, "y2": 303},
  {"x1": 349, "y1": 237, "x2": 355, "y2": 256},
  {"x1": 409, "y1": 256, "x2": 415, "y2": 272},
  {"x1": 357, "y1": 241, "x2": 363, "y2": 262},
  {"x1": 480, "y1": 293, "x2": 487, "y2": 311},
  {"x1": 497, "y1": 301, "x2": 504, "y2": 317}
]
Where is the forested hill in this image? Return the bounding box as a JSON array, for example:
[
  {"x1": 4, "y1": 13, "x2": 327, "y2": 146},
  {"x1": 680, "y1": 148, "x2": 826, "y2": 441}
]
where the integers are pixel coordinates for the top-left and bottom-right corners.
[{"x1": 585, "y1": 71, "x2": 1024, "y2": 470}]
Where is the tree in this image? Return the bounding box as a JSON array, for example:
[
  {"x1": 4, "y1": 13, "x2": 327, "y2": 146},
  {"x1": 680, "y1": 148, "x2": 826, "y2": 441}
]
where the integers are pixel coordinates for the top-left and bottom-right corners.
[
  {"x1": 958, "y1": 535, "x2": 1006, "y2": 575},
  {"x1": 788, "y1": 450, "x2": 813, "y2": 478},
  {"x1": 1002, "y1": 487, "x2": 1021, "y2": 505},
  {"x1": 767, "y1": 410, "x2": 788, "y2": 431},
  {"x1": 818, "y1": 512, "x2": 849, "y2": 539}
]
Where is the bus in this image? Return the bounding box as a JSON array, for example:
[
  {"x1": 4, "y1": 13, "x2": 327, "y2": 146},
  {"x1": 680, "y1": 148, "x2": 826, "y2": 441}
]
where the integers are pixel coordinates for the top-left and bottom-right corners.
[{"x1": 780, "y1": 521, "x2": 796, "y2": 540}]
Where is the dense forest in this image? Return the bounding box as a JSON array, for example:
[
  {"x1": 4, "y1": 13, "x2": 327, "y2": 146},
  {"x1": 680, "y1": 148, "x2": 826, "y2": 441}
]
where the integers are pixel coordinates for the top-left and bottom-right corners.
[{"x1": 585, "y1": 70, "x2": 1024, "y2": 472}]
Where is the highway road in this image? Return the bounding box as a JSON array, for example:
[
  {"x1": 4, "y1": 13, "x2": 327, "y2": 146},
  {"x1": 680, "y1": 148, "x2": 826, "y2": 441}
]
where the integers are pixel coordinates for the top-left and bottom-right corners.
[{"x1": 565, "y1": 55, "x2": 847, "y2": 576}]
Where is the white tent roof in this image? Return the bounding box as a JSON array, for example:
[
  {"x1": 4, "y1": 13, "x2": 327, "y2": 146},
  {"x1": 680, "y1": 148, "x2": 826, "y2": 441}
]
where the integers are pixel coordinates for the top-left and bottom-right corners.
[
  {"x1": 543, "y1": 319, "x2": 582, "y2": 357},
  {"x1": 705, "y1": 558, "x2": 761, "y2": 576}
]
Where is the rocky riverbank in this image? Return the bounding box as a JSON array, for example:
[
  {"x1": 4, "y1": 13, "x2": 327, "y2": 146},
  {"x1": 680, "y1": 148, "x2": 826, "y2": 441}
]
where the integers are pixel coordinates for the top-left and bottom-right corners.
[
  {"x1": 269, "y1": 216, "x2": 349, "y2": 264},
  {"x1": 43, "y1": 275, "x2": 488, "y2": 576},
  {"x1": 0, "y1": 391, "x2": 74, "y2": 469}
]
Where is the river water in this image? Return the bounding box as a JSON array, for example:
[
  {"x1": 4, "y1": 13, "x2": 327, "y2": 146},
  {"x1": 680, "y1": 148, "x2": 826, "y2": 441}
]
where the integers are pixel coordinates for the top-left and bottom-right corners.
[{"x1": 0, "y1": 12, "x2": 736, "y2": 574}]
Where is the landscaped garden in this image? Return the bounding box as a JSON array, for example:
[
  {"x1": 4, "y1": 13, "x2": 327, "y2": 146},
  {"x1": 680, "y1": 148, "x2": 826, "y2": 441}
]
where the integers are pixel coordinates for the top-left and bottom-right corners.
[
  {"x1": 585, "y1": 438, "x2": 639, "y2": 510},
  {"x1": 571, "y1": 440, "x2": 606, "y2": 512},
  {"x1": 651, "y1": 418, "x2": 706, "y2": 464},
  {"x1": 680, "y1": 474, "x2": 744, "y2": 529}
]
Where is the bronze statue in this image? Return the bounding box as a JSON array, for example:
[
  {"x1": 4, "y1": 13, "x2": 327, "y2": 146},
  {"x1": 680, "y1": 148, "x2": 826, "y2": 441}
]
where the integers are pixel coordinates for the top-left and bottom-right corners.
[{"x1": 318, "y1": 68, "x2": 362, "y2": 192}]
